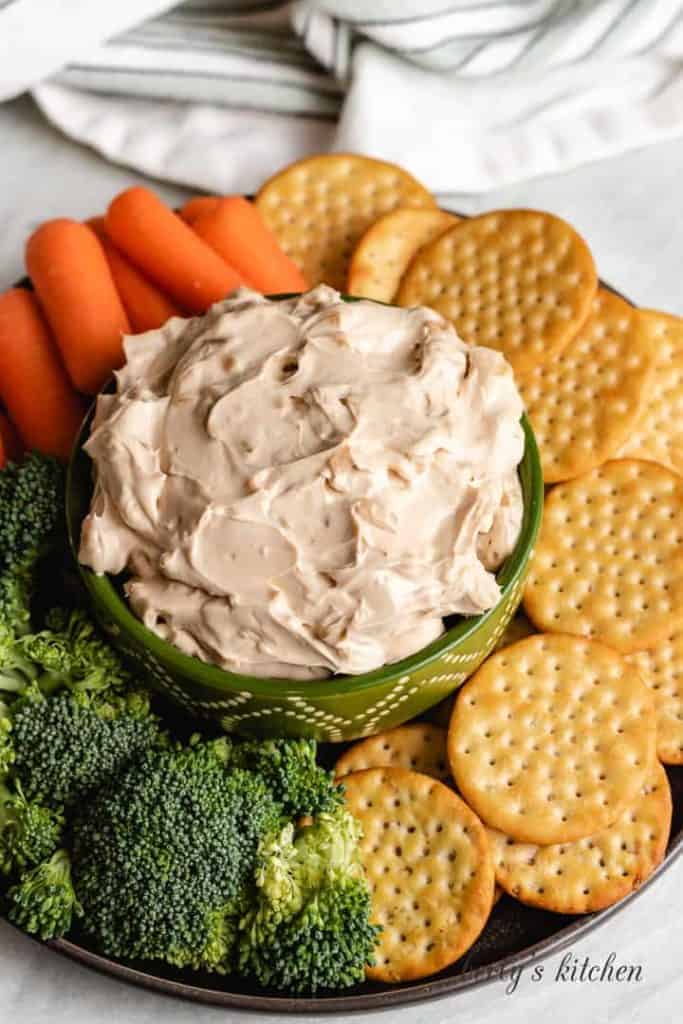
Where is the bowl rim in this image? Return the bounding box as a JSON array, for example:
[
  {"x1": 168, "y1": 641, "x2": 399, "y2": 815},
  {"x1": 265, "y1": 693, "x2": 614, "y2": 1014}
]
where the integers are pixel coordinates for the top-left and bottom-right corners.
[{"x1": 67, "y1": 306, "x2": 544, "y2": 699}]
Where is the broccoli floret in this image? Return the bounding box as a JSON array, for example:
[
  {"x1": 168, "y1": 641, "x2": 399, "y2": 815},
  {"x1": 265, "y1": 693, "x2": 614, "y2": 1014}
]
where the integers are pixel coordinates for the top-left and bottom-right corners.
[
  {"x1": 0, "y1": 603, "x2": 151, "y2": 806},
  {"x1": 0, "y1": 632, "x2": 39, "y2": 696},
  {"x1": 7, "y1": 848, "x2": 82, "y2": 940},
  {"x1": 0, "y1": 779, "x2": 64, "y2": 876},
  {"x1": 0, "y1": 454, "x2": 64, "y2": 640},
  {"x1": 0, "y1": 697, "x2": 14, "y2": 777},
  {"x1": 0, "y1": 642, "x2": 46, "y2": 778},
  {"x1": 238, "y1": 806, "x2": 380, "y2": 993},
  {"x1": 227, "y1": 738, "x2": 343, "y2": 818},
  {"x1": 71, "y1": 741, "x2": 283, "y2": 971},
  {"x1": 165, "y1": 889, "x2": 253, "y2": 973},
  {"x1": 0, "y1": 569, "x2": 34, "y2": 641},
  {"x1": 0, "y1": 454, "x2": 64, "y2": 575},
  {"x1": 246, "y1": 879, "x2": 379, "y2": 994},
  {"x1": 10, "y1": 688, "x2": 162, "y2": 808},
  {"x1": 20, "y1": 608, "x2": 132, "y2": 695}
]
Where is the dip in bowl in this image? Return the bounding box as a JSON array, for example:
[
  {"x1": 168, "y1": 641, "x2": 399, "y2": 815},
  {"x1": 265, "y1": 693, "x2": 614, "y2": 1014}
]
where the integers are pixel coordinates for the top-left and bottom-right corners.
[{"x1": 67, "y1": 290, "x2": 543, "y2": 741}]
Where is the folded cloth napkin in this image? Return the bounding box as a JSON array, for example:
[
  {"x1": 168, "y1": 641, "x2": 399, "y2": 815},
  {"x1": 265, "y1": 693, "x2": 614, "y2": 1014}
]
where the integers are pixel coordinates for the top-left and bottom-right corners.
[{"x1": 2, "y1": 0, "x2": 683, "y2": 196}]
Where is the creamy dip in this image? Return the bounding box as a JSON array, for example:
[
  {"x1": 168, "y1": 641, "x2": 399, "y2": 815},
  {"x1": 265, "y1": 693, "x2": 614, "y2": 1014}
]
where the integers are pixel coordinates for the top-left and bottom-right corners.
[{"x1": 79, "y1": 286, "x2": 525, "y2": 679}]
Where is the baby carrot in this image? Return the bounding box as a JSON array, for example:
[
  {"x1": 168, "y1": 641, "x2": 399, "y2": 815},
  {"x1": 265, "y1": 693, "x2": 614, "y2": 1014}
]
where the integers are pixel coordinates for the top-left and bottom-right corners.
[
  {"x1": 0, "y1": 429, "x2": 8, "y2": 471},
  {"x1": 105, "y1": 187, "x2": 244, "y2": 314},
  {"x1": 0, "y1": 410, "x2": 23, "y2": 465},
  {"x1": 179, "y1": 195, "x2": 220, "y2": 224},
  {"x1": 26, "y1": 219, "x2": 131, "y2": 394},
  {"x1": 192, "y1": 196, "x2": 308, "y2": 294},
  {"x1": 0, "y1": 289, "x2": 86, "y2": 458},
  {"x1": 88, "y1": 217, "x2": 182, "y2": 332}
]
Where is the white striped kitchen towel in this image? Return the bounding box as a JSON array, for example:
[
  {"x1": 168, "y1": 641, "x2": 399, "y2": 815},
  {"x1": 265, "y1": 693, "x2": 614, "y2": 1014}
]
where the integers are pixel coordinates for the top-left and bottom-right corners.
[{"x1": 1, "y1": 0, "x2": 682, "y2": 195}]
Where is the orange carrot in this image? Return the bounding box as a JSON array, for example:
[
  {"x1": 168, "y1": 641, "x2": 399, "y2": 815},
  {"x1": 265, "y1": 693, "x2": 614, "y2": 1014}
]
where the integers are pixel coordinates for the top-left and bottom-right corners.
[
  {"x1": 0, "y1": 289, "x2": 86, "y2": 458},
  {"x1": 26, "y1": 219, "x2": 131, "y2": 394},
  {"x1": 192, "y1": 196, "x2": 308, "y2": 294},
  {"x1": 88, "y1": 217, "x2": 182, "y2": 331},
  {"x1": 179, "y1": 195, "x2": 220, "y2": 224},
  {"x1": 0, "y1": 410, "x2": 23, "y2": 465},
  {"x1": 106, "y1": 187, "x2": 244, "y2": 314}
]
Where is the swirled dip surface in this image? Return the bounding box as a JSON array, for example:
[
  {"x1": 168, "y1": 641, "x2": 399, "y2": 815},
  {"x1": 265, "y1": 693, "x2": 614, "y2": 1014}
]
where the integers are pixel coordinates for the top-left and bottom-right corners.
[{"x1": 79, "y1": 286, "x2": 525, "y2": 679}]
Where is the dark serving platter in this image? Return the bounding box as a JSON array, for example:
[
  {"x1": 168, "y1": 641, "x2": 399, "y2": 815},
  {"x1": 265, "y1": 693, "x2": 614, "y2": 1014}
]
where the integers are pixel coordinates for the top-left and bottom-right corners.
[
  {"x1": 3, "y1": 223, "x2": 681, "y2": 1013},
  {"x1": 3, "y1": 764, "x2": 681, "y2": 1014}
]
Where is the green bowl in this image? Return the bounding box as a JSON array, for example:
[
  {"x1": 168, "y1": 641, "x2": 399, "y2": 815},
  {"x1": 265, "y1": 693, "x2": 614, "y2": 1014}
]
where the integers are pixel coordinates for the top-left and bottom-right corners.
[{"x1": 66, "y1": 338, "x2": 543, "y2": 743}]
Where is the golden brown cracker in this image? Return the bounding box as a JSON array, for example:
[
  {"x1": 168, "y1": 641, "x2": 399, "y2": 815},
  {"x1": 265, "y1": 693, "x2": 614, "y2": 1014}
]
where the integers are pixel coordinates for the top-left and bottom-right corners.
[
  {"x1": 447, "y1": 634, "x2": 656, "y2": 845},
  {"x1": 396, "y1": 209, "x2": 597, "y2": 375},
  {"x1": 628, "y1": 628, "x2": 683, "y2": 764},
  {"x1": 524, "y1": 459, "x2": 683, "y2": 653},
  {"x1": 432, "y1": 614, "x2": 540, "y2": 753},
  {"x1": 335, "y1": 724, "x2": 450, "y2": 782},
  {"x1": 489, "y1": 761, "x2": 671, "y2": 913},
  {"x1": 343, "y1": 767, "x2": 494, "y2": 983},
  {"x1": 347, "y1": 208, "x2": 458, "y2": 302},
  {"x1": 518, "y1": 289, "x2": 656, "y2": 483},
  {"x1": 255, "y1": 154, "x2": 435, "y2": 290},
  {"x1": 429, "y1": 614, "x2": 537, "y2": 753},
  {"x1": 619, "y1": 310, "x2": 683, "y2": 476}
]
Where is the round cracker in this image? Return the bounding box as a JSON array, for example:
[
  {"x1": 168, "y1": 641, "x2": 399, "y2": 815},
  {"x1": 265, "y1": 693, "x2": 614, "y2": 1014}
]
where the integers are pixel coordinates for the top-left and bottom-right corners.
[
  {"x1": 427, "y1": 612, "x2": 538, "y2": 732},
  {"x1": 524, "y1": 459, "x2": 683, "y2": 653},
  {"x1": 518, "y1": 289, "x2": 657, "y2": 483},
  {"x1": 448, "y1": 634, "x2": 656, "y2": 845},
  {"x1": 619, "y1": 310, "x2": 683, "y2": 475},
  {"x1": 255, "y1": 154, "x2": 435, "y2": 290},
  {"x1": 347, "y1": 208, "x2": 458, "y2": 302},
  {"x1": 489, "y1": 761, "x2": 671, "y2": 913},
  {"x1": 343, "y1": 767, "x2": 494, "y2": 983},
  {"x1": 628, "y1": 628, "x2": 683, "y2": 764},
  {"x1": 335, "y1": 724, "x2": 450, "y2": 782},
  {"x1": 396, "y1": 209, "x2": 597, "y2": 375}
]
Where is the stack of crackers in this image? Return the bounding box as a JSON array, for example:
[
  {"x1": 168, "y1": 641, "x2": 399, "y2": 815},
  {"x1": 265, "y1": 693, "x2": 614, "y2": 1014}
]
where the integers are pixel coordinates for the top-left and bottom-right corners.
[
  {"x1": 257, "y1": 153, "x2": 680, "y2": 986},
  {"x1": 335, "y1": 647, "x2": 670, "y2": 985}
]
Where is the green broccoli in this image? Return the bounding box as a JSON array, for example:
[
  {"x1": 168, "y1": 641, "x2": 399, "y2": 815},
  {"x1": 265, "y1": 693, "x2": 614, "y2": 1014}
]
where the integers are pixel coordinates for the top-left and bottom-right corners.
[
  {"x1": 0, "y1": 779, "x2": 64, "y2": 876},
  {"x1": 7, "y1": 848, "x2": 82, "y2": 940},
  {"x1": 0, "y1": 454, "x2": 64, "y2": 641},
  {"x1": 0, "y1": 598, "x2": 157, "y2": 810},
  {"x1": 0, "y1": 697, "x2": 13, "y2": 777},
  {"x1": 71, "y1": 740, "x2": 283, "y2": 972},
  {"x1": 0, "y1": 633, "x2": 39, "y2": 696},
  {"x1": 9, "y1": 687, "x2": 162, "y2": 808},
  {"x1": 20, "y1": 608, "x2": 132, "y2": 695},
  {"x1": 226, "y1": 737, "x2": 343, "y2": 818},
  {"x1": 0, "y1": 569, "x2": 34, "y2": 642},
  {"x1": 238, "y1": 805, "x2": 380, "y2": 993}
]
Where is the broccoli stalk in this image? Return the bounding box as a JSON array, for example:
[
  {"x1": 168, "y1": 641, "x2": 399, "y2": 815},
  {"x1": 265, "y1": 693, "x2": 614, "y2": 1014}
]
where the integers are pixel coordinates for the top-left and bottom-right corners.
[
  {"x1": 7, "y1": 848, "x2": 82, "y2": 940},
  {"x1": 238, "y1": 805, "x2": 381, "y2": 993}
]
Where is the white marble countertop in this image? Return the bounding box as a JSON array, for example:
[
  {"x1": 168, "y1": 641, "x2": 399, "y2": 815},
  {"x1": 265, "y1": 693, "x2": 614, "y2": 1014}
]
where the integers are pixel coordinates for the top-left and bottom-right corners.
[{"x1": 1, "y1": 94, "x2": 682, "y2": 1023}]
